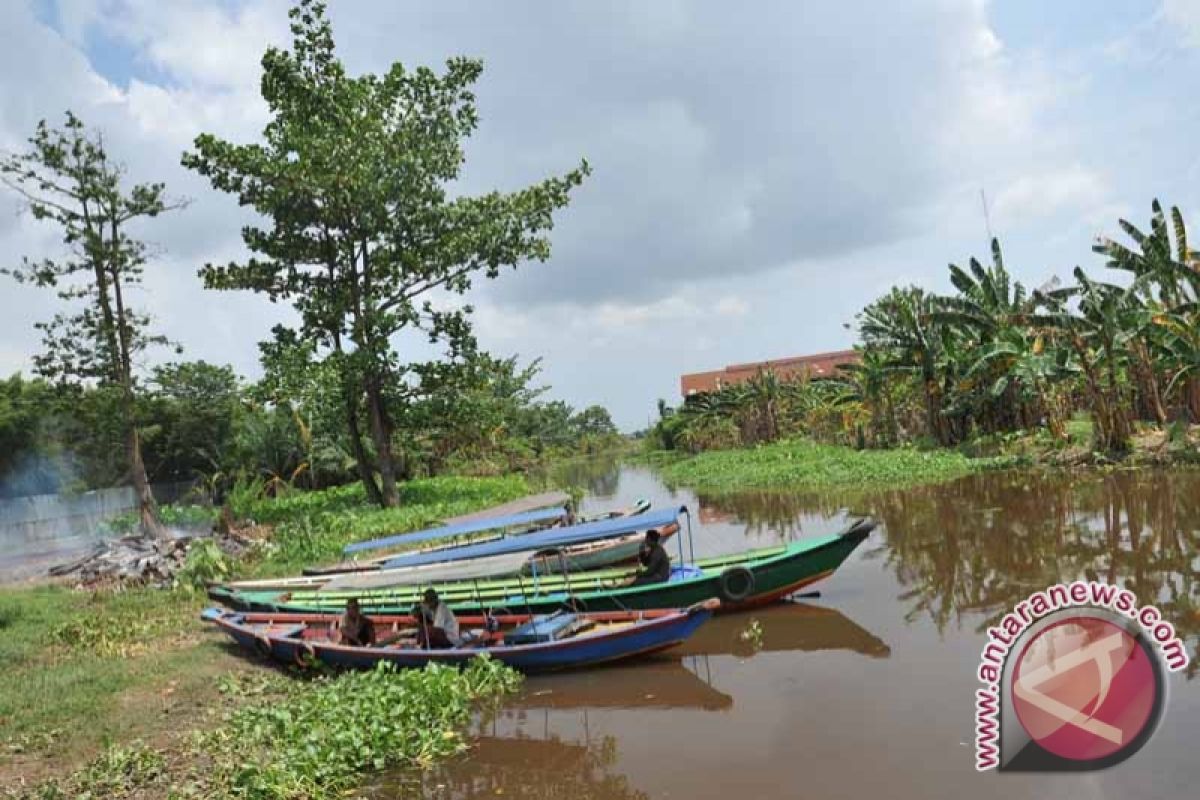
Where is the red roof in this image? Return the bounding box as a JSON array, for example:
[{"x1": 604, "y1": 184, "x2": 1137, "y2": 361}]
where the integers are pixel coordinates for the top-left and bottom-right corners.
[{"x1": 680, "y1": 349, "x2": 859, "y2": 395}]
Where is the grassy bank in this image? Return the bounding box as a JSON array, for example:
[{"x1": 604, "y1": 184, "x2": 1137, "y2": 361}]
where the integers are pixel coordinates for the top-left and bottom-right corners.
[
  {"x1": 0, "y1": 475, "x2": 533, "y2": 797},
  {"x1": 646, "y1": 438, "x2": 1015, "y2": 492},
  {"x1": 645, "y1": 422, "x2": 1200, "y2": 495}
]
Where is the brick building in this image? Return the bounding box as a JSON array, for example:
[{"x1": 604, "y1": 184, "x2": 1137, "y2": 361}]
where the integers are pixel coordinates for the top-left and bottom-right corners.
[{"x1": 680, "y1": 349, "x2": 860, "y2": 396}]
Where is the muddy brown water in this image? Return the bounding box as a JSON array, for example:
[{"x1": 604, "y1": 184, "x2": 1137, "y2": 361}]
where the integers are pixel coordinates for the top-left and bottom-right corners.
[{"x1": 374, "y1": 461, "x2": 1200, "y2": 799}]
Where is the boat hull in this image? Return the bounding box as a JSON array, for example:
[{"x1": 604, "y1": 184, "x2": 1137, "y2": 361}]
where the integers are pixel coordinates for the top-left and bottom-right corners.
[
  {"x1": 205, "y1": 604, "x2": 714, "y2": 673},
  {"x1": 212, "y1": 520, "x2": 875, "y2": 616}
]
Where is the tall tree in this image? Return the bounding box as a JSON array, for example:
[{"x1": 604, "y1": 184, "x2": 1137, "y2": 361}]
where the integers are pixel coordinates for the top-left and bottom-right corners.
[
  {"x1": 0, "y1": 113, "x2": 182, "y2": 536},
  {"x1": 183, "y1": 0, "x2": 589, "y2": 507}
]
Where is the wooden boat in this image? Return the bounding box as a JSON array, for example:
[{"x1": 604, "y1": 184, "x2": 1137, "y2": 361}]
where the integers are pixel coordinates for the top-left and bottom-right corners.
[
  {"x1": 302, "y1": 499, "x2": 651, "y2": 577},
  {"x1": 209, "y1": 518, "x2": 875, "y2": 615},
  {"x1": 202, "y1": 601, "x2": 716, "y2": 673},
  {"x1": 215, "y1": 516, "x2": 672, "y2": 595}
]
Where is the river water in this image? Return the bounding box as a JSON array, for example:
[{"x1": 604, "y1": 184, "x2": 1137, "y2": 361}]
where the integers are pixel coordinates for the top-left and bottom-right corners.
[{"x1": 378, "y1": 459, "x2": 1200, "y2": 799}]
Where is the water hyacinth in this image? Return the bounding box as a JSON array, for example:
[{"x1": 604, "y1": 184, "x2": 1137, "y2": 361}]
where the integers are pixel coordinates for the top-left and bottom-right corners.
[{"x1": 199, "y1": 658, "x2": 522, "y2": 799}]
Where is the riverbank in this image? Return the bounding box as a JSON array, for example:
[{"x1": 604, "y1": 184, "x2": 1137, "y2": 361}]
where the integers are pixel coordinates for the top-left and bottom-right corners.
[
  {"x1": 0, "y1": 475, "x2": 534, "y2": 798},
  {"x1": 642, "y1": 423, "x2": 1200, "y2": 494},
  {"x1": 642, "y1": 438, "x2": 1015, "y2": 493}
]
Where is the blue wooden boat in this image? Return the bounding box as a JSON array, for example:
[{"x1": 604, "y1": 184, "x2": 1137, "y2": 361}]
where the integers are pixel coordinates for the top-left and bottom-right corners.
[{"x1": 202, "y1": 601, "x2": 716, "y2": 673}]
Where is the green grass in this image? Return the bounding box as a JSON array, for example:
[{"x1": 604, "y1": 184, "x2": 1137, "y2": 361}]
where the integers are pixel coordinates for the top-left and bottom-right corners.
[
  {"x1": 0, "y1": 586, "x2": 205, "y2": 746},
  {"x1": 651, "y1": 437, "x2": 1014, "y2": 492},
  {"x1": 14, "y1": 660, "x2": 521, "y2": 800}
]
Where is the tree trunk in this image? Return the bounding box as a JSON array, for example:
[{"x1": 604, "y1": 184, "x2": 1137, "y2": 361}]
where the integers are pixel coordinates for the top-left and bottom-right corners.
[
  {"x1": 108, "y1": 222, "x2": 164, "y2": 539},
  {"x1": 1101, "y1": 341, "x2": 1131, "y2": 452},
  {"x1": 364, "y1": 374, "x2": 399, "y2": 507},
  {"x1": 923, "y1": 378, "x2": 948, "y2": 445},
  {"x1": 1073, "y1": 341, "x2": 1116, "y2": 452},
  {"x1": 1132, "y1": 343, "x2": 1167, "y2": 426},
  {"x1": 126, "y1": 420, "x2": 164, "y2": 538},
  {"x1": 1187, "y1": 377, "x2": 1200, "y2": 422},
  {"x1": 344, "y1": 388, "x2": 383, "y2": 506}
]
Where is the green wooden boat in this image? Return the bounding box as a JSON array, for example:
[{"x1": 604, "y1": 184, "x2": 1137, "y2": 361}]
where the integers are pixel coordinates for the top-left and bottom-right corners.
[{"x1": 209, "y1": 518, "x2": 874, "y2": 615}]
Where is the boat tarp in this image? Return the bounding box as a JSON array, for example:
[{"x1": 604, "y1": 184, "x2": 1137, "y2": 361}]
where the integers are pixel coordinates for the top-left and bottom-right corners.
[
  {"x1": 441, "y1": 491, "x2": 572, "y2": 527},
  {"x1": 344, "y1": 506, "x2": 568, "y2": 555},
  {"x1": 321, "y1": 550, "x2": 535, "y2": 591},
  {"x1": 380, "y1": 506, "x2": 687, "y2": 570}
]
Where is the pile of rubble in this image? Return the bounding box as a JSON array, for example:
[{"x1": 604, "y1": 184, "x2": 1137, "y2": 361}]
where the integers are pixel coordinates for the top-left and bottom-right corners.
[{"x1": 49, "y1": 526, "x2": 256, "y2": 589}]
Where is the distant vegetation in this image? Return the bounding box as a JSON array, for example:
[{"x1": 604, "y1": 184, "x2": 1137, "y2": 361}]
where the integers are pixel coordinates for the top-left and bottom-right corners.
[
  {"x1": 0, "y1": 0, "x2": 600, "y2": 523},
  {"x1": 650, "y1": 200, "x2": 1200, "y2": 461},
  {"x1": 0, "y1": 356, "x2": 619, "y2": 502}
]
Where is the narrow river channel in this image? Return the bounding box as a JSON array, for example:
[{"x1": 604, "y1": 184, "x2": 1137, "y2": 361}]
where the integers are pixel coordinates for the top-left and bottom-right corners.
[{"x1": 378, "y1": 460, "x2": 1200, "y2": 799}]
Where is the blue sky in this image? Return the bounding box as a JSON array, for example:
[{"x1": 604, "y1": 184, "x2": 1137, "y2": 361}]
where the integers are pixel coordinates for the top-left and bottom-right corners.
[{"x1": 2, "y1": 1, "x2": 1199, "y2": 430}]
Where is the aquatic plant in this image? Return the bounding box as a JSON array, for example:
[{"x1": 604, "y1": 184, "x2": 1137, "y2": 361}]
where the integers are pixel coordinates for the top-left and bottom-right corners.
[
  {"x1": 655, "y1": 437, "x2": 1014, "y2": 492},
  {"x1": 197, "y1": 659, "x2": 521, "y2": 799},
  {"x1": 738, "y1": 618, "x2": 764, "y2": 652}
]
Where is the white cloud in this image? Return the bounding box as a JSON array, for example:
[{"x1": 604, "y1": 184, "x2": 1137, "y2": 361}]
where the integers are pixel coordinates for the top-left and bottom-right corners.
[
  {"x1": 992, "y1": 166, "x2": 1110, "y2": 226},
  {"x1": 592, "y1": 296, "x2": 701, "y2": 330},
  {"x1": 1162, "y1": 0, "x2": 1200, "y2": 48},
  {"x1": 713, "y1": 296, "x2": 749, "y2": 318}
]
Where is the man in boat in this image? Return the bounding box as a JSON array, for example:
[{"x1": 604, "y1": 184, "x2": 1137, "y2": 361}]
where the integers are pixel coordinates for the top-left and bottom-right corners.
[
  {"x1": 415, "y1": 588, "x2": 461, "y2": 648},
  {"x1": 629, "y1": 528, "x2": 671, "y2": 586},
  {"x1": 336, "y1": 598, "x2": 374, "y2": 647}
]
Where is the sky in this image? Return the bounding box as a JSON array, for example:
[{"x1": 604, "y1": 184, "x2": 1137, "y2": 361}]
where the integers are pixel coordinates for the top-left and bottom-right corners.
[{"x1": 1, "y1": 0, "x2": 1199, "y2": 431}]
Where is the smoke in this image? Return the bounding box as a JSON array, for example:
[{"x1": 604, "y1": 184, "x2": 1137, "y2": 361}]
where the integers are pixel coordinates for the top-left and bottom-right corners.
[{"x1": 0, "y1": 448, "x2": 77, "y2": 500}]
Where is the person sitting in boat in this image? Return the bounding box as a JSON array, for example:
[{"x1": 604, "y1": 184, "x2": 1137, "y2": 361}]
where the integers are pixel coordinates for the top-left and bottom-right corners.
[
  {"x1": 414, "y1": 588, "x2": 461, "y2": 648},
  {"x1": 337, "y1": 598, "x2": 374, "y2": 647},
  {"x1": 629, "y1": 528, "x2": 671, "y2": 586}
]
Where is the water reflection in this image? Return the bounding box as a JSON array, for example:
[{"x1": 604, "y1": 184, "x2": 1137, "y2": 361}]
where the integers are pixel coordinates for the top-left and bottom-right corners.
[
  {"x1": 499, "y1": 602, "x2": 889, "y2": 714},
  {"x1": 865, "y1": 470, "x2": 1200, "y2": 675},
  {"x1": 540, "y1": 454, "x2": 624, "y2": 499},
  {"x1": 509, "y1": 661, "x2": 734, "y2": 711},
  {"x1": 382, "y1": 464, "x2": 1200, "y2": 799},
  {"x1": 677, "y1": 601, "x2": 891, "y2": 660},
  {"x1": 384, "y1": 734, "x2": 648, "y2": 800}
]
